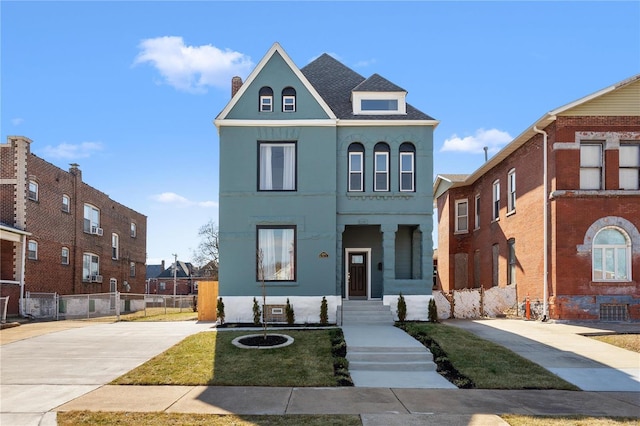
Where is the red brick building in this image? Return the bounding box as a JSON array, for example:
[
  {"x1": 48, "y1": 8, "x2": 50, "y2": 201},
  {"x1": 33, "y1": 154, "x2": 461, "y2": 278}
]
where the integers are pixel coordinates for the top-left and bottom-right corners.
[
  {"x1": 1, "y1": 136, "x2": 147, "y2": 316},
  {"x1": 434, "y1": 75, "x2": 640, "y2": 321}
]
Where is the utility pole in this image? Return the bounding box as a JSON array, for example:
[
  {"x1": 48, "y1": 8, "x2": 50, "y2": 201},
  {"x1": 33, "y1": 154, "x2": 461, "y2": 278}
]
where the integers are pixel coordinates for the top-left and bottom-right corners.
[{"x1": 172, "y1": 253, "x2": 178, "y2": 307}]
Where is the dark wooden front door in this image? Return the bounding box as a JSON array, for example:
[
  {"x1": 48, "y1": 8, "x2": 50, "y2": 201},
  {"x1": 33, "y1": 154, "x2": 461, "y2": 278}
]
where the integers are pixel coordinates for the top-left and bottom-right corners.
[{"x1": 348, "y1": 252, "x2": 367, "y2": 298}]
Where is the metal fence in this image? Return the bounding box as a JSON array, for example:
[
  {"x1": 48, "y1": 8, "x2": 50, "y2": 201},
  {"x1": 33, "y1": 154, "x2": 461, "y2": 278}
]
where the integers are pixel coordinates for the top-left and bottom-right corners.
[{"x1": 24, "y1": 292, "x2": 196, "y2": 321}]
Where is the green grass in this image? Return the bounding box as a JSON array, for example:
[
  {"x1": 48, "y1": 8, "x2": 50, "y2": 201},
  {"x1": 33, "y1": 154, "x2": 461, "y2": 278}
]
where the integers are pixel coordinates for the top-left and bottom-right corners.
[
  {"x1": 112, "y1": 329, "x2": 337, "y2": 386},
  {"x1": 57, "y1": 412, "x2": 362, "y2": 426},
  {"x1": 400, "y1": 322, "x2": 580, "y2": 390}
]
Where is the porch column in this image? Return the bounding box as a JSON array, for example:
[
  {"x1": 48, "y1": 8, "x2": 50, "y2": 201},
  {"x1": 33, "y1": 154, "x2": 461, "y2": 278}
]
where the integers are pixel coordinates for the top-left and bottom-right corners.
[
  {"x1": 336, "y1": 224, "x2": 345, "y2": 297},
  {"x1": 380, "y1": 224, "x2": 397, "y2": 294}
]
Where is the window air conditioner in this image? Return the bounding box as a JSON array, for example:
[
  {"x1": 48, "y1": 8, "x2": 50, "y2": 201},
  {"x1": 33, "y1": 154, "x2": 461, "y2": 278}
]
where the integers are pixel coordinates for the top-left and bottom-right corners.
[{"x1": 91, "y1": 275, "x2": 103, "y2": 283}]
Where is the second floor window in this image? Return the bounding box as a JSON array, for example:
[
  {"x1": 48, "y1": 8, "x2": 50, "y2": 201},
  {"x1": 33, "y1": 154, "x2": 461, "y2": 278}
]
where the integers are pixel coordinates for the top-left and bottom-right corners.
[
  {"x1": 580, "y1": 143, "x2": 603, "y2": 190},
  {"x1": 399, "y1": 143, "x2": 415, "y2": 192},
  {"x1": 131, "y1": 222, "x2": 137, "y2": 238},
  {"x1": 61, "y1": 247, "x2": 70, "y2": 265},
  {"x1": 507, "y1": 169, "x2": 516, "y2": 213},
  {"x1": 455, "y1": 200, "x2": 468, "y2": 233},
  {"x1": 62, "y1": 194, "x2": 70, "y2": 213},
  {"x1": 130, "y1": 262, "x2": 136, "y2": 277},
  {"x1": 83, "y1": 253, "x2": 100, "y2": 281},
  {"x1": 508, "y1": 239, "x2": 516, "y2": 285},
  {"x1": 28, "y1": 180, "x2": 38, "y2": 201},
  {"x1": 83, "y1": 204, "x2": 101, "y2": 234},
  {"x1": 348, "y1": 143, "x2": 364, "y2": 192},
  {"x1": 619, "y1": 143, "x2": 639, "y2": 190},
  {"x1": 259, "y1": 86, "x2": 273, "y2": 112},
  {"x1": 474, "y1": 194, "x2": 481, "y2": 229},
  {"x1": 112, "y1": 233, "x2": 119, "y2": 260},
  {"x1": 28, "y1": 240, "x2": 38, "y2": 260},
  {"x1": 492, "y1": 180, "x2": 500, "y2": 221},
  {"x1": 374, "y1": 143, "x2": 390, "y2": 192},
  {"x1": 259, "y1": 142, "x2": 296, "y2": 191}
]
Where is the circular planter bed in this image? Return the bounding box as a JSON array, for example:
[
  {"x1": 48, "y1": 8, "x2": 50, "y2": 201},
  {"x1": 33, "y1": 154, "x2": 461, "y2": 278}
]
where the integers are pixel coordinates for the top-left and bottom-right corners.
[{"x1": 232, "y1": 333, "x2": 294, "y2": 349}]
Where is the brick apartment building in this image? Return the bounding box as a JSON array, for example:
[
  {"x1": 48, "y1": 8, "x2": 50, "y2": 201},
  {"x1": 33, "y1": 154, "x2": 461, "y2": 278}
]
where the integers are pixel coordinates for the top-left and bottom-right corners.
[
  {"x1": 434, "y1": 75, "x2": 640, "y2": 321},
  {"x1": 1, "y1": 136, "x2": 147, "y2": 316}
]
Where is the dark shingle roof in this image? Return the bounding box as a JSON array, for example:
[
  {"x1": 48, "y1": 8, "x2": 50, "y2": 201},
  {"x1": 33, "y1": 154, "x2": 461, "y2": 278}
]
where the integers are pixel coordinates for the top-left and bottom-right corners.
[
  {"x1": 353, "y1": 74, "x2": 406, "y2": 92},
  {"x1": 301, "y1": 54, "x2": 434, "y2": 121},
  {"x1": 157, "y1": 261, "x2": 194, "y2": 278},
  {"x1": 146, "y1": 264, "x2": 164, "y2": 279}
]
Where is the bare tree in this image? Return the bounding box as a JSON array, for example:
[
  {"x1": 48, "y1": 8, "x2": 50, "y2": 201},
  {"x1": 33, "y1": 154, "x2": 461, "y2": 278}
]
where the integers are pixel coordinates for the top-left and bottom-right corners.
[{"x1": 192, "y1": 219, "x2": 219, "y2": 279}]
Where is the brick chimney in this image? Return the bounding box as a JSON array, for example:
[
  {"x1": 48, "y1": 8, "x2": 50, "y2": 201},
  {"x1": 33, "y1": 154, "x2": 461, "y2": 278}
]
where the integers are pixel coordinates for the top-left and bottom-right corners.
[{"x1": 231, "y1": 76, "x2": 243, "y2": 98}]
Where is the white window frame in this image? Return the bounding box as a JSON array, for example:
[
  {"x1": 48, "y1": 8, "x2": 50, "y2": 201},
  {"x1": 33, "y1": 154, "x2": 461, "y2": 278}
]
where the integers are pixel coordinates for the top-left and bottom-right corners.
[
  {"x1": 455, "y1": 199, "x2": 469, "y2": 233},
  {"x1": 83, "y1": 204, "x2": 101, "y2": 234},
  {"x1": 62, "y1": 194, "x2": 70, "y2": 213},
  {"x1": 28, "y1": 240, "x2": 38, "y2": 260},
  {"x1": 492, "y1": 180, "x2": 500, "y2": 221},
  {"x1": 61, "y1": 247, "x2": 70, "y2": 265},
  {"x1": 83, "y1": 252, "x2": 100, "y2": 281},
  {"x1": 352, "y1": 91, "x2": 407, "y2": 115},
  {"x1": 260, "y1": 95, "x2": 273, "y2": 112},
  {"x1": 130, "y1": 222, "x2": 137, "y2": 238},
  {"x1": 130, "y1": 262, "x2": 136, "y2": 277},
  {"x1": 580, "y1": 142, "x2": 604, "y2": 190},
  {"x1": 507, "y1": 239, "x2": 516, "y2": 285},
  {"x1": 348, "y1": 151, "x2": 364, "y2": 192},
  {"x1": 507, "y1": 169, "x2": 516, "y2": 214},
  {"x1": 592, "y1": 227, "x2": 631, "y2": 282},
  {"x1": 28, "y1": 180, "x2": 38, "y2": 201},
  {"x1": 399, "y1": 152, "x2": 415, "y2": 192},
  {"x1": 112, "y1": 233, "x2": 119, "y2": 260},
  {"x1": 619, "y1": 143, "x2": 639, "y2": 190},
  {"x1": 374, "y1": 151, "x2": 389, "y2": 192},
  {"x1": 259, "y1": 142, "x2": 297, "y2": 191},
  {"x1": 474, "y1": 194, "x2": 481, "y2": 230},
  {"x1": 282, "y1": 95, "x2": 296, "y2": 112}
]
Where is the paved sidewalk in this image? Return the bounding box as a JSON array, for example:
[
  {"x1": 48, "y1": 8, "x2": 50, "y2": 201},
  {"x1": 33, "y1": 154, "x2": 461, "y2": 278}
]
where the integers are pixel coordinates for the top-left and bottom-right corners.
[{"x1": 447, "y1": 319, "x2": 640, "y2": 392}]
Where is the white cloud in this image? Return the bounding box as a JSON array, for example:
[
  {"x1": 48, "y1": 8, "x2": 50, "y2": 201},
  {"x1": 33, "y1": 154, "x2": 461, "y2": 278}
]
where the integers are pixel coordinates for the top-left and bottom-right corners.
[
  {"x1": 11, "y1": 118, "x2": 24, "y2": 126},
  {"x1": 41, "y1": 141, "x2": 103, "y2": 159},
  {"x1": 133, "y1": 36, "x2": 253, "y2": 93},
  {"x1": 151, "y1": 192, "x2": 217, "y2": 209},
  {"x1": 441, "y1": 128, "x2": 513, "y2": 154}
]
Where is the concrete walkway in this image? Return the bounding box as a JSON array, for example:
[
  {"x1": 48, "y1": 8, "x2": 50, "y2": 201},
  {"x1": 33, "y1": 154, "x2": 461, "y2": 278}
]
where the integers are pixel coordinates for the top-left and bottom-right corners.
[{"x1": 1, "y1": 318, "x2": 638, "y2": 426}]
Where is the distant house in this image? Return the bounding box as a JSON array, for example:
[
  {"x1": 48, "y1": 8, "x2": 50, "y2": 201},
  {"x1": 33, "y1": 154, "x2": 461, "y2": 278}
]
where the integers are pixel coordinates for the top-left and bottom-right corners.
[
  {"x1": 215, "y1": 43, "x2": 437, "y2": 323},
  {"x1": 147, "y1": 261, "x2": 196, "y2": 295},
  {"x1": 434, "y1": 75, "x2": 640, "y2": 321},
  {"x1": 0, "y1": 136, "x2": 147, "y2": 316}
]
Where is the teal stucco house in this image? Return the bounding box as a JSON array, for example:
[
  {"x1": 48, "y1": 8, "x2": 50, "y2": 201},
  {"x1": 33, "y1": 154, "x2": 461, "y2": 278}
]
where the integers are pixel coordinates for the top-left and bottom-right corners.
[{"x1": 214, "y1": 43, "x2": 438, "y2": 323}]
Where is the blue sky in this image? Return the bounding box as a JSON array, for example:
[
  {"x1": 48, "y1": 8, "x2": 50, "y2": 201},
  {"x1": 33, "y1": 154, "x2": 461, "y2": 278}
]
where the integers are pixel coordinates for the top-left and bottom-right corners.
[{"x1": 2, "y1": 1, "x2": 639, "y2": 265}]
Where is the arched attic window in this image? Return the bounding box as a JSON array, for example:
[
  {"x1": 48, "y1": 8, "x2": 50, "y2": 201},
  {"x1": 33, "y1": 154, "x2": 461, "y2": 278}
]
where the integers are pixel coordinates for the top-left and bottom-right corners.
[
  {"x1": 259, "y1": 87, "x2": 273, "y2": 112},
  {"x1": 282, "y1": 87, "x2": 296, "y2": 112}
]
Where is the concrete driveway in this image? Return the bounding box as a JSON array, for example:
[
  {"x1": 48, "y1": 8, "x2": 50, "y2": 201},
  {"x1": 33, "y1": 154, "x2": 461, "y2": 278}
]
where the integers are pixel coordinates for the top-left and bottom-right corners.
[{"x1": 0, "y1": 320, "x2": 214, "y2": 426}]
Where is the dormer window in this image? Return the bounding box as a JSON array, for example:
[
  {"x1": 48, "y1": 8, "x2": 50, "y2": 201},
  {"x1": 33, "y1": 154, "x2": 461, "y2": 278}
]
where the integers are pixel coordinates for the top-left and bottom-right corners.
[
  {"x1": 282, "y1": 87, "x2": 296, "y2": 112},
  {"x1": 259, "y1": 86, "x2": 273, "y2": 112},
  {"x1": 352, "y1": 92, "x2": 406, "y2": 115}
]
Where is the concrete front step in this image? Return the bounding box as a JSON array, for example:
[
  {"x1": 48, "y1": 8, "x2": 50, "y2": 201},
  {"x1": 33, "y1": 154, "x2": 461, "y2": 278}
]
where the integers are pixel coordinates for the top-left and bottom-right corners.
[
  {"x1": 348, "y1": 360, "x2": 436, "y2": 371},
  {"x1": 339, "y1": 300, "x2": 394, "y2": 325},
  {"x1": 347, "y1": 350, "x2": 433, "y2": 363}
]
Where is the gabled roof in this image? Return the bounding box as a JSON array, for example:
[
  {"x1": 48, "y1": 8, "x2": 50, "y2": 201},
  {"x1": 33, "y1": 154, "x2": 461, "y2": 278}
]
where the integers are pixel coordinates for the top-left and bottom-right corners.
[
  {"x1": 433, "y1": 74, "x2": 640, "y2": 196},
  {"x1": 301, "y1": 54, "x2": 435, "y2": 121},
  {"x1": 433, "y1": 174, "x2": 470, "y2": 199},
  {"x1": 157, "y1": 261, "x2": 194, "y2": 279},
  {"x1": 216, "y1": 42, "x2": 336, "y2": 121},
  {"x1": 145, "y1": 264, "x2": 164, "y2": 279},
  {"x1": 352, "y1": 73, "x2": 406, "y2": 93}
]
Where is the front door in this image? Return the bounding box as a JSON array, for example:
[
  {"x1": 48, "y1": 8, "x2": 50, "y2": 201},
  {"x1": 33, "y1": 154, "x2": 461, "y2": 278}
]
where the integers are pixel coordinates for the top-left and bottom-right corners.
[{"x1": 348, "y1": 252, "x2": 367, "y2": 298}]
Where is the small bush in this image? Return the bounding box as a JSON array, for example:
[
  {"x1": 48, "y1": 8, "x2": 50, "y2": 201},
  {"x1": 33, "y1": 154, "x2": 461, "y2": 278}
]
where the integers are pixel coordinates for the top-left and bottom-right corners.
[
  {"x1": 216, "y1": 297, "x2": 225, "y2": 324},
  {"x1": 397, "y1": 293, "x2": 407, "y2": 323},
  {"x1": 252, "y1": 297, "x2": 261, "y2": 326},
  {"x1": 428, "y1": 298, "x2": 439, "y2": 323},
  {"x1": 331, "y1": 340, "x2": 347, "y2": 358},
  {"x1": 333, "y1": 357, "x2": 349, "y2": 370},
  {"x1": 320, "y1": 296, "x2": 328, "y2": 325},
  {"x1": 285, "y1": 298, "x2": 295, "y2": 325}
]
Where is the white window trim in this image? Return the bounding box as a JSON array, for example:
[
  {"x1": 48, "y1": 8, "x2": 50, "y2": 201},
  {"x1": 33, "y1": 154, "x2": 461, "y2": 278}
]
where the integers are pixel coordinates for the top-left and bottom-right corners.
[
  {"x1": 592, "y1": 227, "x2": 632, "y2": 282},
  {"x1": 352, "y1": 91, "x2": 407, "y2": 115},
  {"x1": 348, "y1": 151, "x2": 364, "y2": 192},
  {"x1": 260, "y1": 95, "x2": 273, "y2": 112},
  {"x1": 130, "y1": 262, "x2": 136, "y2": 277},
  {"x1": 83, "y1": 204, "x2": 101, "y2": 234},
  {"x1": 474, "y1": 194, "x2": 481, "y2": 230},
  {"x1": 131, "y1": 222, "x2": 137, "y2": 238},
  {"x1": 374, "y1": 151, "x2": 389, "y2": 192},
  {"x1": 399, "y1": 152, "x2": 415, "y2": 192},
  {"x1": 28, "y1": 180, "x2": 38, "y2": 201},
  {"x1": 454, "y1": 199, "x2": 469, "y2": 234},
  {"x1": 112, "y1": 233, "x2": 119, "y2": 260},
  {"x1": 62, "y1": 194, "x2": 70, "y2": 213},
  {"x1": 62, "y1": 247, "x2": 70, "y2": 265},
  {"x1": 28, "y1": 240, "x2": 38, "y2": 260},
  {"x1": 282, "y1": 95, "x2": 296, "y2": 112},
  {"x1": 580, "y1": 142, "x2": 604, "y2": 190},
  {"x1": 83, "y1": 252, "x2": 100, "y2": 282},
  {"x1": 492, "y1": 180, "x2": 500, "y2": 221},
  {"x1": 619, "y1": 143, "x2": 640, "y2": 190},
  {"x1": 507, "y1": 169, "x2": 516, "y2": 214}
]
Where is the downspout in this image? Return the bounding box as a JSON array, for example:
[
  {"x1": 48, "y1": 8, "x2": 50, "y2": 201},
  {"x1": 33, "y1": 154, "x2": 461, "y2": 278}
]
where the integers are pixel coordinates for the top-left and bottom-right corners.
[
  {"x1": 19, "y1": 234, "x2": 27, "y2": 317},
  {"x1": 533, "y1": 126, "x2": 549, "y2": 321}
]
